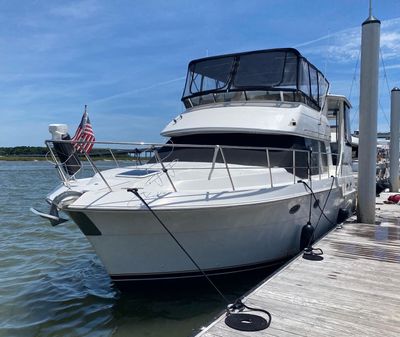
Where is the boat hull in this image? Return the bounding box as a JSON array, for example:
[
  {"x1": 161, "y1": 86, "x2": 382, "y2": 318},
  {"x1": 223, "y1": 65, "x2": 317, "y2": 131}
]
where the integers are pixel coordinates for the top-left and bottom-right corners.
[{"x1": 65, "y1": 187, "x2": 345, "y2": 282}]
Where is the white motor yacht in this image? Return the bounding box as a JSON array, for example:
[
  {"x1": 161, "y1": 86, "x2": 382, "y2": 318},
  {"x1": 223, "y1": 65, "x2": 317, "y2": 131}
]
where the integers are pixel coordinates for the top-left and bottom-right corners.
[{"x1": 33, "y1": 48, "x2": 356, "y2": 283}]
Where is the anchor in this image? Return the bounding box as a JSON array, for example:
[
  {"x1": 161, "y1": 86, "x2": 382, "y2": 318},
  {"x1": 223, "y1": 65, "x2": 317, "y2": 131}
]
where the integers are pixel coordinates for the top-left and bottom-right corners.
[{"x1": 30, "y1": 190, "x2": 82, "y2": 226}]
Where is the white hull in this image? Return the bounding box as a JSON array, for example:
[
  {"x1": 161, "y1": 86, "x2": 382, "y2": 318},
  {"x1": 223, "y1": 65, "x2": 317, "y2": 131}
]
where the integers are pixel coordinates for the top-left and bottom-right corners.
[{"x1": 64, "y1": 183, "x2": 349, "y2": 282}]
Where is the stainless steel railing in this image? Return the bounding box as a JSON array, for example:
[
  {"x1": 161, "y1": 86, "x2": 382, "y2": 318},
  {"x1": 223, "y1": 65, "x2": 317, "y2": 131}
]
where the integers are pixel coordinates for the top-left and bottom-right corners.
[{"x1": 45, "y1": 139, "x2": 336, "y2": 192}]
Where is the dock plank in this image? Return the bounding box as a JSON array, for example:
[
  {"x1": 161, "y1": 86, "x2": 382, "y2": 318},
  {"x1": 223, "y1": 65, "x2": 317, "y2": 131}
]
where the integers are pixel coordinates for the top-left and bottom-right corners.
[{"x1": 195, "y1": 195, "x2": 400, "y2": 337}]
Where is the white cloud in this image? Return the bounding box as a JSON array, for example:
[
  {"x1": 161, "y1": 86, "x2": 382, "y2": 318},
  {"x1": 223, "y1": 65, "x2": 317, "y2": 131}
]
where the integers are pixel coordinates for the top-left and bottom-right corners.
[
  {"x1": 297, "y1": 17, "x2": 400, "y2": 64},
  {"x1": 91, "y1": 76, "x2": 186, "y2": 104},
  {"x1": 49, "y1": 0, "x2": 100, "y2": 20},
  {"x1": 383, "y1": 63, "x2": 400, "y2": 70},
  {"x1": 380, "y1": 32, "x2": 400, "y2": 59},
  {"x1": 0, "y1": 72, "x2": 82, "y2": 82}
]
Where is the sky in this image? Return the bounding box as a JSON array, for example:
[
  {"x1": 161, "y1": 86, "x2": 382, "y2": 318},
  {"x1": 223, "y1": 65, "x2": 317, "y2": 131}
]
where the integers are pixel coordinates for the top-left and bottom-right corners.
[{"x1": 0, "y1": 0, "x2": 399, "y2": 147}]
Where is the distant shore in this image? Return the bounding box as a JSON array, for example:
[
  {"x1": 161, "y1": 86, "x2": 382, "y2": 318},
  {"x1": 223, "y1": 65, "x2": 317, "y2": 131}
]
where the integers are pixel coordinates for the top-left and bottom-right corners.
[
  {"x1": 0, "y1": 156, "x2": 47, "y2": 161},
  {"x1": 0, "y1": 146, "x2": 146, "y2": 162},
  {"x1": 0, "y1": 156, "x2": 139, "y2": 162}
]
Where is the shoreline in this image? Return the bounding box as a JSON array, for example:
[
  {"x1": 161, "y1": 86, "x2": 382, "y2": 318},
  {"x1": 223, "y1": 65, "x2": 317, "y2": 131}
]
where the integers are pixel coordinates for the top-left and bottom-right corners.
[
  {"x1": 0, "y1": 156, "x2": 141, "y2": 162},
  {"x1": 0, "y1": 157, "x2": 47, "y2": 161}
]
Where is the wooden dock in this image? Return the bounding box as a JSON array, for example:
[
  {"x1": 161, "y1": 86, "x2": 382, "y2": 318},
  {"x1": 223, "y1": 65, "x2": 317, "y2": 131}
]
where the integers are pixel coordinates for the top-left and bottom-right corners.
[{"x1": 196, "y1": 193, "x2": 400, "y2": 337}]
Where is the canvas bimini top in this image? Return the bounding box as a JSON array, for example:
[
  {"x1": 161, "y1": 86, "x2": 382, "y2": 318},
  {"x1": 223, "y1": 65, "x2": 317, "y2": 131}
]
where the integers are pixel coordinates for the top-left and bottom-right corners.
[{"x1": 181, "y1": 48, "x2": 329, "y2": 111}]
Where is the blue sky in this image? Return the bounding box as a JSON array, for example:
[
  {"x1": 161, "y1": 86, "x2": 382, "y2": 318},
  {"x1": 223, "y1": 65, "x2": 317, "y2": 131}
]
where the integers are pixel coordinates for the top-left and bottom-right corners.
[{"x1": 0, "y1": 0, "x2": 399, "y2": 146}]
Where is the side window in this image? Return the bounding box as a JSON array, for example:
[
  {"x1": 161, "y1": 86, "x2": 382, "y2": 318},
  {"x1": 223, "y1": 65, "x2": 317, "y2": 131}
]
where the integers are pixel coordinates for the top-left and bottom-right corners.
[
  {"x1": 320, "y1": 141, "x2": 328, "y2": 171},
  {"x1": 309, "y1": 66, "x2": 318, "y2": 103},
  {"x1": 318, "y1": 73, "x2": 328, "y2": 107},
  {"x1": 344, "y1": 103, "x2": 352, "y2": 145},
  {"x1": 304, "y1": 139, "x2": 328, "y2": 174},
  {"x1": 327, "y1": 109, "x2": 338, "y2": 147},
  {"x1": 304, "y1": 138, "x2": 319, "y2": 175},
  {"x1": 299, "y1": 60, "x2": 311, "y2": 96},
  {"x1": 188, "y1": 57, "x2": 234, "y2": 95}
]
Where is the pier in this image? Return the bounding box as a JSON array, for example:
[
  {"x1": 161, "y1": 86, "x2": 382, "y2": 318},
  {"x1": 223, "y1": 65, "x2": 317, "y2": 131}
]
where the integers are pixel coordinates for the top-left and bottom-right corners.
[{"x1": 197, "y1": 193, "x2": 400, "y2": 337}]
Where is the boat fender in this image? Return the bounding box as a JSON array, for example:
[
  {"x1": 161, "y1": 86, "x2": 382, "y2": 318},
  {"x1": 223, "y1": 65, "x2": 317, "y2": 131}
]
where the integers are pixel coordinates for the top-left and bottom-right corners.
[
  {"x1": 336, "y1": 208, "x2": 349, "y2": 224},
  {"x1": 300, "y1": 221, "x2": 314, "y2": 251}
]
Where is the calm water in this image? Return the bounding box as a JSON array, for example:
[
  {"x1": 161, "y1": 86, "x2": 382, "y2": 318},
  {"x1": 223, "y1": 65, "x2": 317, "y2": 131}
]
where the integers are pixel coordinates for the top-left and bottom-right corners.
[{"x1": 0, "y1": 161, "x2": 278, "y2": 337}]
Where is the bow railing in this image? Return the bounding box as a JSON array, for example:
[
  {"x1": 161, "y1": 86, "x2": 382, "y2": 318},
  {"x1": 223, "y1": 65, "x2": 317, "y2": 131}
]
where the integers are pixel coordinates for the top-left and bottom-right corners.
[{"x1": 45, "y1": 139, "x2": 336, "y2": 192}]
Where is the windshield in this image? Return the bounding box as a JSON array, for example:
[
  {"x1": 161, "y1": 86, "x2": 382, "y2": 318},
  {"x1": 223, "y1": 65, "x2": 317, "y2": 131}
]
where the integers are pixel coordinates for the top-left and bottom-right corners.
[
  {"x1": 187, "y1": 57, "x2": 234, "y2": 95},
  {"x1": 233, "y1": 51, "x2": 297, "y2": 89},
  {"x1": 182, "y1": 48, "x2": 329, "y2": 111}
]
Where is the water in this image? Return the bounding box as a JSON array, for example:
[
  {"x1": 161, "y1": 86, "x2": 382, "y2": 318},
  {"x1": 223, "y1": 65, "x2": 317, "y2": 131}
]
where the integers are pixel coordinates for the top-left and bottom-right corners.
[{"x1": 0, "y1": 161, "x2": 279, "y2": 337}]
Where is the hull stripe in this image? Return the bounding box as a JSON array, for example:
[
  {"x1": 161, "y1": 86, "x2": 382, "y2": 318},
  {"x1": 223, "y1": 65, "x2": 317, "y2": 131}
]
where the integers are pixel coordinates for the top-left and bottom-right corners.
[{"x1": 110, "y1": 258, "x2": 288, "y2": 282}]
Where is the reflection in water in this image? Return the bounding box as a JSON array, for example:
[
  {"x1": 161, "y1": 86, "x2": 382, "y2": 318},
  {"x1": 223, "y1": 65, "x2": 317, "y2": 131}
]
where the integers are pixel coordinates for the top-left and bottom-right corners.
[{"x1": 111, "y1": 268, "x2": 280, "y2": 337}]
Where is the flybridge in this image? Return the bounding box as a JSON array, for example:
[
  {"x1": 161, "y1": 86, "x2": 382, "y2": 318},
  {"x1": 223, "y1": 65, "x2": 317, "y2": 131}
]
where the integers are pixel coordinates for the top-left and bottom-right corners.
[{"x1": 182, "y1": 48, "x2": 329, "y2": 111}]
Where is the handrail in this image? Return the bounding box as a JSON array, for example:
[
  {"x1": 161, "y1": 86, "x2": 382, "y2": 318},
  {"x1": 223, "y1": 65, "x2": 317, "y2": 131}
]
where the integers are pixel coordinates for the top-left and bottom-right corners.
[
  {"x1": 46, "y1": 139, "x2": 338, "y2": 193},
  {"x1": 219, "y1": 146, "x2": 235, "y2": 191},
  {"x1": 266, "y1": 149, "x2": 273, "y2": 188},
  {"x1": 81, "y1": 149, "x2": 113, "y2": 192},
  {"x1": 153, "y1": 148, "x2": 177, "y2": 192},
  {"x1": 46, "y1": 142, "x2": 70, "y2": 186},
  {"x1": 109, "y1": 148, "x2": 119, "y2": 167},
  {"x1": 45, "y1": 140, "x2": 112, "y2": 191},
  {"x1": 292, "y1": 151, "x2": 296, "y2": 184},
  {"x1": 45, "y1": 141, "x2": 72, "y2": 186},
  {"x1": 208, "y1": 146, "x2": 220, "y2": 181},
  {"x1": 45, "y1": 139, "x2": 312, "y2": 153}
]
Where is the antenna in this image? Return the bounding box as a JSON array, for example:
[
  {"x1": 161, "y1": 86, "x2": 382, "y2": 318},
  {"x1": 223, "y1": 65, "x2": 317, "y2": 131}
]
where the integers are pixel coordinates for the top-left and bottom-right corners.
[{"x1": 369, "y1": 0, "x2": 372, "y2": 17}]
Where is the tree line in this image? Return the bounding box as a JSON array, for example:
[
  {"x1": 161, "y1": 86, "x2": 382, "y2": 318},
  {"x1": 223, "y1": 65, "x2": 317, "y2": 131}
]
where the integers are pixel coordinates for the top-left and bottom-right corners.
[
  {"x1": 0, "y1": 146, "x2": 48, "y2": 156},
  {"x1": 0, "y1": 146, "x2": 150, "y2": 158}
]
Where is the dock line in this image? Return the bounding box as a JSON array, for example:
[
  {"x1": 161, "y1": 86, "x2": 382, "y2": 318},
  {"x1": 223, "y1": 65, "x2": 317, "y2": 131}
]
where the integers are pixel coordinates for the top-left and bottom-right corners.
[{"x1": 127, "y1": 187, "x2": 272, "y2": 331}]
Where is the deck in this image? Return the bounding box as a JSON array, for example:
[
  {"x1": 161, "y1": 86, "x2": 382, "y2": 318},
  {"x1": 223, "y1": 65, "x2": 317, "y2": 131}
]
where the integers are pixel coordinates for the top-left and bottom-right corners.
[{"x1": 196, "y1": 193, "x2": 400, "y2": 337}]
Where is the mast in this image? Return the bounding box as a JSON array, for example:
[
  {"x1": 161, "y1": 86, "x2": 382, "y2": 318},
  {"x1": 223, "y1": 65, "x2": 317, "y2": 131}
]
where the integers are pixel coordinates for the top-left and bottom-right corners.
[{"x1": 357, "y1": 4, "x2": 381, "y2": 223}]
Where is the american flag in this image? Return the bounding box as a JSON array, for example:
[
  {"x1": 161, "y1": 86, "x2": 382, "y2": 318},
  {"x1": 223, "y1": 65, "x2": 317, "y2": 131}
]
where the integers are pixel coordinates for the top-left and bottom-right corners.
[{"x1": 71, "y1": 106, "x2": 95, "y2": 153}]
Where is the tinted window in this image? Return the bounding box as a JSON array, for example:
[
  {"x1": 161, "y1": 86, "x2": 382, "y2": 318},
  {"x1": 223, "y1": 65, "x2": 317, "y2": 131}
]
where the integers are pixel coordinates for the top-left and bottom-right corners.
[
  {"x1": 299, "y1": 59, "x2": 310, "y2": 96},
  {"x1": 233, "y1": 52, "x2": 287, "y2": 88},
  {"x1": 151, "y1": 134, "x2": 312, "y2": 178},
  {"x1": 344, "y1": 103, "x2": 352, "y2": 145},
  {"x1": 185, "y1": 57, "x2": 234, "y2": 96},
  {"x1": 309, "y1": 66, "x2": 319, "y2": 103}
]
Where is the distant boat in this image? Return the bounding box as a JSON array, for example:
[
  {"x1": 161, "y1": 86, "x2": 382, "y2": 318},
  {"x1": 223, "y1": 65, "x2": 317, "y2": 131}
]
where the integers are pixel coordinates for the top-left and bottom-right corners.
[{"x1": 33, "y1": 48, "x2": 356, "y2": 284}]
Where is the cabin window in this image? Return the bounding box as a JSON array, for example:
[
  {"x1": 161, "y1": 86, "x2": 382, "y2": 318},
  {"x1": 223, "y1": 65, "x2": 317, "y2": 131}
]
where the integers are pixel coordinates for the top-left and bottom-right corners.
[
  {"x1": 304, "y1": 139, "x2": 328, "y2": 175},
  {"x1": 344, "y1": 103, "x2": 352, "y2": 145},
  {"x1": 151, "y1": 134, "x2": 328, "y2": 179},
  {"x1": 182, "y1": 49, "x2": 329, "y2": 111},
  {"x1": 327, "y1": 97, "x2": 352, "y2": 164},
  {"x1": 299, "y1": 60, "x2": 311, "y2": 97},
  {"x1": 327, "y1": 108, "x2": 339, "y2": 164},
  {"x1": 188, "y1": 57, "x2": 234, "y2": 95},
  {"x1": 309, "y1": 66, "x2": 319, "y2": 104},
  {"x1": 318, "y1": 72, "x2": 328, "y2": 107},
  {"x1": 320, "y1": 142, "x2": 328, "y2": 173},
  {"x1": 280, "y1": 54, "x2": 298, "y2": 89},
  {"x1": 233, "y1": 52, "x2": 287, "y2": 88}
]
